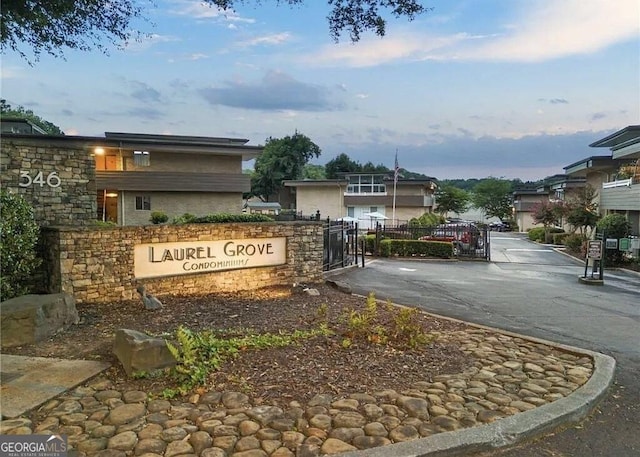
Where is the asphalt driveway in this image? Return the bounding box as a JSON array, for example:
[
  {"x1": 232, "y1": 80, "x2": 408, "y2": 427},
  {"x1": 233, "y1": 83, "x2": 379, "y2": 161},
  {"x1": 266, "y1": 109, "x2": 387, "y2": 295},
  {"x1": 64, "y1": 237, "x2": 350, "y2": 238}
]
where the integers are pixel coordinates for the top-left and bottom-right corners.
[{"x1": 336, "y1": 232, "x2": 640, "y2": 456}]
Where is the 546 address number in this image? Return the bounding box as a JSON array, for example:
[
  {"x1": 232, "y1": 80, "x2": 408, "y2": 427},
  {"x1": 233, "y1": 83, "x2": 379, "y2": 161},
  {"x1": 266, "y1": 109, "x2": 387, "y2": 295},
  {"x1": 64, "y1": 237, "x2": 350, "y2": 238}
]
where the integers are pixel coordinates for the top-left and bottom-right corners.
[{"x1": 19, "y1": 171, "x2": 61, "y2": 188}]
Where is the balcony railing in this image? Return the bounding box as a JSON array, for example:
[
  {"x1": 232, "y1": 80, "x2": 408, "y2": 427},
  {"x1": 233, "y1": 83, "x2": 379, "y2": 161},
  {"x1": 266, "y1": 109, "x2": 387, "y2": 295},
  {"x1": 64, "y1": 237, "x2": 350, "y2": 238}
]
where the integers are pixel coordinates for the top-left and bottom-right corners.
[{"x1": 602, "y1": 178, "x2": 635, "y2": 189}]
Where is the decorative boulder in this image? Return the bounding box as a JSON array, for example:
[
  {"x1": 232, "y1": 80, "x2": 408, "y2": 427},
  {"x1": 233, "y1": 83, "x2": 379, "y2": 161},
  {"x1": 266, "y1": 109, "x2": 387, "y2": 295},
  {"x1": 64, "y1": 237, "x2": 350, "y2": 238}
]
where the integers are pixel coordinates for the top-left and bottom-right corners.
[
  {"x1": 113, "y1": 329, "x2": 177, "y2": 376},
  {"x1": 0, "y1": 293, "x2": 79, "y2": 348}
]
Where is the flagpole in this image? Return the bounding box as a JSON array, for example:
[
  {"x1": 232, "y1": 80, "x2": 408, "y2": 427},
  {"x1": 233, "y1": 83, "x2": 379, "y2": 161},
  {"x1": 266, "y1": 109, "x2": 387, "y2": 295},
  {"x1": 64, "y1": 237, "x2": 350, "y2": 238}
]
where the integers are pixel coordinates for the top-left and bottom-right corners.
[{"x1": 392, "y1": 149, "x2": 398, "y2": 225}]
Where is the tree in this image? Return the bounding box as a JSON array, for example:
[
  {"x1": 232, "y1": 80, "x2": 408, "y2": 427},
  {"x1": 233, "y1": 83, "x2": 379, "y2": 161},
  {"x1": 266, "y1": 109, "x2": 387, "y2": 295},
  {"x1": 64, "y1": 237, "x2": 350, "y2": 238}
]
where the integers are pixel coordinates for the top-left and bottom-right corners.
[
  {"x1": 325, "y1": 153, "x2": 361, "y2": 179},
  {"x1": 471, "y1": 178, "x2": 513, "y2": 221},
  {"x1": 251, "y1": 132, "x2": 321, "y2": 201},
  {"x1": 566, "y1": 185, "x2": 600, "y2": 237},
  {"x1": 0, "y1": 0, "x2": 149, "y2": 62},
  {"x1": 0, "y1": 100, "x2": 64, "y2": 135},
  {"x1": 205, "y1": 1, "x2": 430, "y2": 42},
  {"x1": 361, "y1": 161, "x2": 389, "y2": 174},
  {"x1": 531, "y1": 200, "x2": 566, "y2": 243},
  {"x1": 435, "y1": 185, "x2": 470, "y2": 217},
  {"x1": 2, "y1": 1, "x2": 429, "y2": 62},
  {"x1": 0, "y1": 190, "x2": 42, "y2": 300},
  {"x1": 303, "y1": 164, "x2": 326, "y2": 179}
]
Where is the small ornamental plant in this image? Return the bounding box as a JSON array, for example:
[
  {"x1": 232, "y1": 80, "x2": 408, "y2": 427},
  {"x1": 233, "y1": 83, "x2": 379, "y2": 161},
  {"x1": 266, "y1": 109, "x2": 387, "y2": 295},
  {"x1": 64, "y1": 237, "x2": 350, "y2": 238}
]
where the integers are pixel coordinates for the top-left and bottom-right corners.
[{"x1": 0, "y1": 190, "x2": 42, "y2": 300}]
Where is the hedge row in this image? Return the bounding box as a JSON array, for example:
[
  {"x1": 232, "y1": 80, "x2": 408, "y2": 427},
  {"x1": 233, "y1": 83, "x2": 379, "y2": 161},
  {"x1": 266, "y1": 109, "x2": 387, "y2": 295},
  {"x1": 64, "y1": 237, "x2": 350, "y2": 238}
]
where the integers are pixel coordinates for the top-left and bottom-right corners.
[{"x1": 379, "y1": 239, "x2": 453, "y2": 258}]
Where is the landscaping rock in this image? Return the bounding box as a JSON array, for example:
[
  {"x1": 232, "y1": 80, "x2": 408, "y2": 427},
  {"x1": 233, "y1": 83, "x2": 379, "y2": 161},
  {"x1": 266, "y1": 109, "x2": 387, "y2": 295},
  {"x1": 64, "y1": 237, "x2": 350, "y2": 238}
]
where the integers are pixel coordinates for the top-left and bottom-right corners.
[
  {"x1": 113, "y1": 329, "x2": 176, "y2": 376},
  {"x1": 0, "y1": 293, "x2": 79, "y2": 347}
]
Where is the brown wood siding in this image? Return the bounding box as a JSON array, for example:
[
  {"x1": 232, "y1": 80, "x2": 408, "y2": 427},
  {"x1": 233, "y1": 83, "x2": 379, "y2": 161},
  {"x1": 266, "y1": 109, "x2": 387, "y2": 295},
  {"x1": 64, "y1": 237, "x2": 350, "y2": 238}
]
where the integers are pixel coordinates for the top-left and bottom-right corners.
[
  {"x1": 96, "y1": 171, "x2": 250, "y2": 192},
  {"x1": 344, "y1": 195, "x2": 429, "y2": 207}
]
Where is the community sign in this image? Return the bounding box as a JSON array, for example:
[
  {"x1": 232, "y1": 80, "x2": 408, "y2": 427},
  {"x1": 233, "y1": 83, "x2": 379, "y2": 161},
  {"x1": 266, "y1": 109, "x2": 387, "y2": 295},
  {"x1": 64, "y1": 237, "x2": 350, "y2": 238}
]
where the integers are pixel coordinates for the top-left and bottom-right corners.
[{"x1": 134, "y1": 237, "x2": 286, "y2": 279}]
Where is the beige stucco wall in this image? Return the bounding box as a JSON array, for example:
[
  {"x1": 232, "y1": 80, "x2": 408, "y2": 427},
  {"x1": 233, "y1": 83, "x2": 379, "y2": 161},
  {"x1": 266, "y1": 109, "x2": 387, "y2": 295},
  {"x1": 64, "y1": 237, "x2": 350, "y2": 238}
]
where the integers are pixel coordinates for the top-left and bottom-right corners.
[
  {"x1": 296, "y1": 186, "x2": 345, "y2": 219},
  {"x1": 41, "y1": 222, "x2": 324, "y2": 304},
  {"x1": 119, "y1": 192, "x2": 242, "y2": 225}
]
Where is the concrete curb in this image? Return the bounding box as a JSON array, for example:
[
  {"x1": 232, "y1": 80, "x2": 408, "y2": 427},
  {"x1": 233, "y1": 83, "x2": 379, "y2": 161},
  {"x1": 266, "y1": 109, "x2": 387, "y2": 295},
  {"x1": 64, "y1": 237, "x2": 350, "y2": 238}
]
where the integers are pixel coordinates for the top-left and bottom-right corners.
[{"x1": 338, "y1": 294, "x2": 617, "y2": 457}]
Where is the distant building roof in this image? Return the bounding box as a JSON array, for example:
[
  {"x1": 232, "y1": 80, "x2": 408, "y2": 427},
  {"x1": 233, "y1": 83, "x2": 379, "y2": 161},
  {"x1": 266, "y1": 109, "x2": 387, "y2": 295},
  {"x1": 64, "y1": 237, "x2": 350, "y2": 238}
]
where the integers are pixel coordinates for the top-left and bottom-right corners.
[{"x1": 0, "y1": 117, "x2": 48, "y2": 135}]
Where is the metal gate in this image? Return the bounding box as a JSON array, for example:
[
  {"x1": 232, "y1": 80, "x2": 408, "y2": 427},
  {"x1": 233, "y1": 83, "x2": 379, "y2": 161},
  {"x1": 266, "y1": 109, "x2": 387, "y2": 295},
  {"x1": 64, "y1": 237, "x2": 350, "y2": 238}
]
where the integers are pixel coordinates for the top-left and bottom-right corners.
[
  {"x1": 373, "y1": 223, "x2": 490, "y2": 260},
  {"x1": 323, "y1": 221, "x2": 359, "y2": 271}
]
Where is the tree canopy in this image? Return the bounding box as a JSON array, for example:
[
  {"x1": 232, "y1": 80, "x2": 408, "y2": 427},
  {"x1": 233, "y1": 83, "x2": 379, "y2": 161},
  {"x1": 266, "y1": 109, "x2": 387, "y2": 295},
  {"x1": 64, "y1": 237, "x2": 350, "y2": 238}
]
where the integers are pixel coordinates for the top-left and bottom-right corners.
[
  {"x1": 435, "y1": 185, "x2": 470, "y2": 217},
  {"x1": 2, "y1": 0, "x2": 429, "y2": 62},
  {"x1": 205, "y1": 1, "x2": 430, "y2": 42},
  {"x1": 0, "y1": 100, "x2": 64, "y2": 135},
  {"x1": 566, "y1": 185, "x2": 599, "y2": 236},
  {"x1": 0, "y1": 0, "x2": 149, "y2": 62},
  {"x1": 471, "y1": 178, "x2": 513, "y2": 221},
  {"x1": 251, "y1": 132, "x2": 321, "y2": 201}
]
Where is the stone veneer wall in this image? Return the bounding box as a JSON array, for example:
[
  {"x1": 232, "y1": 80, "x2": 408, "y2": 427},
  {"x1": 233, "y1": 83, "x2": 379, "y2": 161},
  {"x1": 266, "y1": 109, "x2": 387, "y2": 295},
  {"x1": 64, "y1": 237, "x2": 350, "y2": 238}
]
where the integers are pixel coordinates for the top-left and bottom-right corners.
[
  {"x1": 41, "y1": 222, "x2": 324, "y2": 304},
  {"x1": 0, "y1": 139, "x2": 96, "y2": 226}
]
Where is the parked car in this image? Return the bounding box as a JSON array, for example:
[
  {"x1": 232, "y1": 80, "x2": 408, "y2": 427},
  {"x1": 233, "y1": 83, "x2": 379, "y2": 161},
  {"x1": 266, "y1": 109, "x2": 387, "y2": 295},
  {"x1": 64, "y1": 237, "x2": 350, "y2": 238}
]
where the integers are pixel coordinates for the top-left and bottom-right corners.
[
  {"x1": 489, "y1": 221, "x2": 512, "y2": 232},
  {"x1": 419, "y1": 223, "x2": 484, "y2": 253}
]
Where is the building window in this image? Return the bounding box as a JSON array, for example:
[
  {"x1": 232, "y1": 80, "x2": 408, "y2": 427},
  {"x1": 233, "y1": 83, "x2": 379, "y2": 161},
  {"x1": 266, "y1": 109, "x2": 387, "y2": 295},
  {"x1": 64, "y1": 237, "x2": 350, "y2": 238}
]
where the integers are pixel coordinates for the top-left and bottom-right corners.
[
  {"x1": 135, "y1": 195, "x2": 151, "y2": 210},
  {"x1": 133, "y1": 150, "x2": 150, "y2": 167},
  {"x1": 346, "y1": 174, "x2": 386, "y2": 194}
]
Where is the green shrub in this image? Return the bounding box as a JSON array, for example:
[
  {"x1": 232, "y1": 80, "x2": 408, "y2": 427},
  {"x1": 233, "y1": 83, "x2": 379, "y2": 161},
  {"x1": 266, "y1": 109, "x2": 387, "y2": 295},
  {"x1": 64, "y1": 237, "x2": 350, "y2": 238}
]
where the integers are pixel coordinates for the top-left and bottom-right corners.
[
  {"x1": 150, "y1": 211, "x2": 169, "y2": 224},
  {"x1": 528, "y1": 227, "x2": 546, "y2": 242},
  {"x1": 597, "y1": 214, "x2": 631, "y2": 265},
  {"x1": 379, "y1": 239, "x2": 453, "y2": 258},
  {"x1": 171, "y1": 213, "x2": 274, "y2": 224},
  {"x1": 528, "y1": 226, "x2": 563, "y2": 243},
  {"x1": 552, "y1": 232, "x2": 570, "y2": 245},
  {"x1": 361, "y1": 234, "x2": 376, "y2": 254},
  {"x1": 0, "y1": 190, "x2": 42, "y2": 300},
  {"x1": 564, "y1": 233, "x2": 586, "y2": 251}
]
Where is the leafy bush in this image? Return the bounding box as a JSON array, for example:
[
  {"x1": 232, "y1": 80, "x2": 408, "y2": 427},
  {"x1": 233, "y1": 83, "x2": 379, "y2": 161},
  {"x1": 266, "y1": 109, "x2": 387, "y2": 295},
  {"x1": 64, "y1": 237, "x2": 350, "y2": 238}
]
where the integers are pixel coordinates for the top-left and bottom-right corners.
[
  {"x1": 379, "y1": 239, "x2": 453, "y2": 258},
  {"x1": 361, "y1": 234, "x2": 376, "y2": 254},
  {"x1": 171, "y1": 213, "x2": 274, "y2": 224},
  {"x1": 408, "y1": 212, "x2": 444, "y2": 227},
  {"x1": 597, "y1": 214, "x2": 631, "y2": 265},
  {"x1": 564, "y1": 233, "x2": 586, "y2": 252},
  {"x1": 528, "y1": 226, "x2": 563, "y2": 243},
  {"x1": 527, "y1": 227, "x2": 546, "y2": 242},
  {"x1": 552, "y1": 232, "x2": 571, "y2": 245},
  {"x1": 150, "y1": 211, "x2": 169, "y2": 224},
  {"x1": 0, "y1": 190, "x2": 42, "y2": 300}
]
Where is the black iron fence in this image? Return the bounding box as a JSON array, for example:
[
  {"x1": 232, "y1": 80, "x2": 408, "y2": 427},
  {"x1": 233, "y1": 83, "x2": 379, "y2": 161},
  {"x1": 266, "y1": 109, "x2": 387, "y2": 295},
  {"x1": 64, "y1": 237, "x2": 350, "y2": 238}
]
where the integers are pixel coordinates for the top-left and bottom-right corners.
[{"x1": 323, "y1": 220, "x2": 360, "y2": 271}]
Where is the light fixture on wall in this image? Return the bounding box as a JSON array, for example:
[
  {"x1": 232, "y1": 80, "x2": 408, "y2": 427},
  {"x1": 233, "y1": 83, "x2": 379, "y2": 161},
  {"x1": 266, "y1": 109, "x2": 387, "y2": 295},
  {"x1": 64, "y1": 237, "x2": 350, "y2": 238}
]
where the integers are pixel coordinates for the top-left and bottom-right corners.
[
  {"x1": 106, "y1": 192, "x2": 118, "y2": 198},
  {"x1": 94, "y1": 147, "x2": 105, "y2": 155}
]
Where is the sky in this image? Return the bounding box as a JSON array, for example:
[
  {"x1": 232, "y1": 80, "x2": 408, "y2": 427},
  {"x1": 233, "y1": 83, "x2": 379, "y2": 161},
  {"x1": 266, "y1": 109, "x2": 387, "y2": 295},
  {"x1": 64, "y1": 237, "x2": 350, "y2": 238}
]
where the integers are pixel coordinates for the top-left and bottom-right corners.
[{"x1": 1, "y1": 0, "x2": 639, "y2": 181}]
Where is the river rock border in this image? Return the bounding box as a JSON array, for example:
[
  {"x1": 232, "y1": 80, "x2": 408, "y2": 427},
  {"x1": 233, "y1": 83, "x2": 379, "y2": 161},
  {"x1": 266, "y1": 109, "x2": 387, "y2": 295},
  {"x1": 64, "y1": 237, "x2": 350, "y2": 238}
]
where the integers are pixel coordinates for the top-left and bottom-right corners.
[{"x1": 0, "y1": 328, "x2": 594, "y2": 457}]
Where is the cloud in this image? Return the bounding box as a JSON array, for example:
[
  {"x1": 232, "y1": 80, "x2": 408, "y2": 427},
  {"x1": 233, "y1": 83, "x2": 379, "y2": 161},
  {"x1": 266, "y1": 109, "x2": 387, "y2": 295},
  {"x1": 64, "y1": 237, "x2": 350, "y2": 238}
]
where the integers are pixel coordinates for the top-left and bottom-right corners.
[
  {"x1": 237, "y1": 33, "x2": 292, "y2": 47},
  {"x1": 169, "y1": 0, "x2": 255, "y2": 24},
  {"x1": 320, "y1": 130, "x2": 612, "y2": 180},
  {"x1": 126, "y1": 106, "x2": 165, "y2": 120},
  {"x1": 460, "y1": 0, "x2": 640, "y2": 62},
  {"x1": 199, "y1": 71, "x2": 345, "y2": 111},
  {"x1": 549, "y1": 99, "x2": 569, "y2": 105},
  {"x1": 124, "y1": 34, "x2": 180, "y2": 52},
  {"x1": 129, "y1": 81, "x2": 162, "y2": 103},
  {"x1": 309, "y1": 0, "x2": 639, "y2": 67}
]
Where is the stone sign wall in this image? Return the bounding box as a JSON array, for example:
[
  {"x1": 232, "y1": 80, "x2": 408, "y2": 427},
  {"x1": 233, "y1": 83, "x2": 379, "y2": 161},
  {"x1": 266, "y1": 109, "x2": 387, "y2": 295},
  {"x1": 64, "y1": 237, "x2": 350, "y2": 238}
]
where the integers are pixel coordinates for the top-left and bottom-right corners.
[
  {"x1": 0, "y1": 138, "x2": 96, "y2": 226},
  {"x1": 40, "y1": 222, "x2": 324, "y2": 303}
]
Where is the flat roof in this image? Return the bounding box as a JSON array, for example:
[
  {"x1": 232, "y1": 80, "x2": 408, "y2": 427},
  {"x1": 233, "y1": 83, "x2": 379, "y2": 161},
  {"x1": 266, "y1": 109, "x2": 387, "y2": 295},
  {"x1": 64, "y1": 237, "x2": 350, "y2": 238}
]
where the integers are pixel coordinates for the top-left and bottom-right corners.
[
  {"x1": 589, "y1": 125, "x2": 640, "y2": 150},
  {"x1": 1, "y1": 131, "x2": 262, "y2": 160}
]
